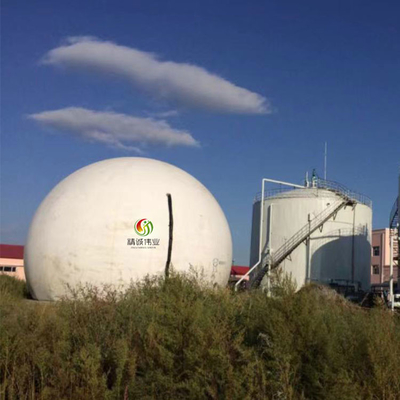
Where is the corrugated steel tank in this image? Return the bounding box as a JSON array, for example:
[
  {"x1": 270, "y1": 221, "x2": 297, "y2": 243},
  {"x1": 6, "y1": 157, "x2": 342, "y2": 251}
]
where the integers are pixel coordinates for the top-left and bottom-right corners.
[{"x1": 250, "y1": 184, "x2": 372, "y2": 291}]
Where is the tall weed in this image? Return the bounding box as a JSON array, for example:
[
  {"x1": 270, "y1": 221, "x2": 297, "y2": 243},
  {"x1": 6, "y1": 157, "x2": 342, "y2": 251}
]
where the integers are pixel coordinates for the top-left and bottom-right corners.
[{"x1": 0, "y1": 274, "x2": 399, "y2": 399}]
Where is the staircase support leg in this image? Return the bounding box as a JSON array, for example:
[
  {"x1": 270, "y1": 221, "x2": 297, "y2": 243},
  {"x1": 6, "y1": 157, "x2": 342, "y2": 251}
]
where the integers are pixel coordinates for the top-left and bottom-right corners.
[{"x1": 306, "y1": 237, "x2": 311, "y2": 284}]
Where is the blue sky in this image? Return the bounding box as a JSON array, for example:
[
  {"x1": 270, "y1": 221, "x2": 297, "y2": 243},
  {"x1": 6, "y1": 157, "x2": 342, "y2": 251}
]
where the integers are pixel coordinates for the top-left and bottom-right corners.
[{"x1": 1, "y1": 0, "x2": 399, "y2": 265}]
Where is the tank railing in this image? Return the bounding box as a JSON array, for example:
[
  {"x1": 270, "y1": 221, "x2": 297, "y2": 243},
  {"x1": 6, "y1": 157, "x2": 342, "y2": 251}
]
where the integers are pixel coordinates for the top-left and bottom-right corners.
[
  {"x1": 389, "y1": 197, "x2": 398, "y2": 229},
  {"x1": 253, "y1": 178, "x2": 372, "y2": 208},
  {"x1": 315, "y1": 178, "x2": 372, "y2": 208},
  {"x1": 250, "y1": 199, "x2": 349, "y2": 288},
  {"x1": 253, "y1": 186, "x2": 304, "y2": 202}
]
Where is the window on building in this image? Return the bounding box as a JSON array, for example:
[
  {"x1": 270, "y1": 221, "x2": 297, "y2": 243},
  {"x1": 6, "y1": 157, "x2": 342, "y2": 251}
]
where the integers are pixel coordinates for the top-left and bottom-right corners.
[
  {"x1": 373, "y1": 246, "x2": 380, "y2": 256},
  {"x1": 372, "y1": 265, "x2": 379, "y2": 275},
  {"x1": 0, "y1": 266, "x2": 17, "y2": 272}
]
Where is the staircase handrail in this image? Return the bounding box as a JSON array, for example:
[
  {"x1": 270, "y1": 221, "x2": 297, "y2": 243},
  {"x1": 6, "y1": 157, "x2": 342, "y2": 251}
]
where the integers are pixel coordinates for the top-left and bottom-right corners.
[
  {"x1": 253, "y1": 179, "x2": 372, "y2": 208},
  {"x1": 389, "y1": 197, "x2": 399, "y2": 229},
  {"x1": 250, "y1": 199, "x2": 348, "y2": 288},
  {"x1": 270, "y1": 200, "x2": 345, "y2": 268},
  {"x1": 316, "y1": 178, "x2": 372, "y2": 208}
]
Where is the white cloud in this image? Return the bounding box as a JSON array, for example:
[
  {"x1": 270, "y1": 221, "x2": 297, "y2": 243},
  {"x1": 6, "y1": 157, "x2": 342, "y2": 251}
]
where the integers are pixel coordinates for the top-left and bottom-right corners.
[
  {"x1": 147, "y1": 110, "x2": 180, "y2": 118},
  {"x1": 29, "y1": 107, "x2": 199, "y2": 152},
  {"x1": 42, "y1": 37, "x2": 271, "y2": 114}
]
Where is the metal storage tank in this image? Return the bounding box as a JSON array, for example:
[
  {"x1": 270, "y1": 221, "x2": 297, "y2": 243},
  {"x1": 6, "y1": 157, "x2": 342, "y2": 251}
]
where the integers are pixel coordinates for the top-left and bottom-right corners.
[
  {"x1": 25, "y1": 158, "x2": 232, "y2": 301},
  {"x1": 247, "y1": 176, "x2": 372, "y2": 291}
]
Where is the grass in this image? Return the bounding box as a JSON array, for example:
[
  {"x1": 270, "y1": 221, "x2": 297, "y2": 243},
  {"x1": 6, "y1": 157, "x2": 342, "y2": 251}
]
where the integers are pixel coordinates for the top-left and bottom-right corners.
[
  {"x1": 0, "y1": 274, "x2": 29, "y2": 300},
  {"x1": 0, "y1": 273, "x2": 399, "y2": 399}
]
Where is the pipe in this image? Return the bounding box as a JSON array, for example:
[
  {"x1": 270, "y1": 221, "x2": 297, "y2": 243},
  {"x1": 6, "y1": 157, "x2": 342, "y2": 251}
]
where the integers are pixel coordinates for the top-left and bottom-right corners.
[
  {"x1": 263, "y1": 178, "x2": 304, "y2": 189},
  {"x1": 165, "y1": 193, "x2": 173, "y2": 278},
  {"x1": 265, "y1": 204, "x2": 273, "y2": 292},
  {"x1": 351, "y1": 206, "x2": 356, "y2": 283},
  {"x1": 267, "y1": 204, "x2": 273, "y2": 253},
  {"x1": 306, "y1": 214, "x2": 311, "y2": 283},
  {"x1": 380, "y1": 232, "x2": 384, "y2": 285},
  {"x1": 390, "y1": 235, "x2": 394, "y2": 312},
  {"x1": 235, "y1": 179, "x2": 267, "y2": 290}
]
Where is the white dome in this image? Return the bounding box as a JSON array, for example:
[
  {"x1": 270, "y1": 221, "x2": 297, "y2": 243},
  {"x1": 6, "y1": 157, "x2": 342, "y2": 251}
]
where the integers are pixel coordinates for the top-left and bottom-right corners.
[{"x1": 25, "y1": 158, "x2": 232, "y2": 300}]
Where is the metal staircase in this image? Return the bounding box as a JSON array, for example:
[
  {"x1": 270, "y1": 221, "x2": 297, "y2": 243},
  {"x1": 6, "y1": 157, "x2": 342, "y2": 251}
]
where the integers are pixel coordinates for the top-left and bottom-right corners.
[
  {"x1": 389, "y1": 197, "x2": 399, "y2": 261},
  {"x1": 247, "y1": 197, "x2": 354, "y2": 289},
  {"x1": 389, "y1": 197, "x2": 398, "y2": 230}
]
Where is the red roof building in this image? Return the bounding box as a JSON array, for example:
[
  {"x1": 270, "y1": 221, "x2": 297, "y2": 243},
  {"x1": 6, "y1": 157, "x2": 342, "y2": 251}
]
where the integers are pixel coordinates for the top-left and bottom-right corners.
[
  {"x1": 0, "y1": 244, "x2": 25, "y2": 280},
  {"x1": 231, "y1": 265, "x2": 250, "y2": 276},
  {"x1": 229, "y1": 265, "x2": 249, "y2": 286},
  {"x1": 0, "y1": 244, "x2": 24, "y2": 259}
]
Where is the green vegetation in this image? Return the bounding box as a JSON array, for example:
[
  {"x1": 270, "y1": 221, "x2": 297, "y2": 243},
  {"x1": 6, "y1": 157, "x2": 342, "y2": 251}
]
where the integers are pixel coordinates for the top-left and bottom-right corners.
[
  {"x1": 0, "y1": 274, "x2": 30, "y2": 300},
  {"x1": 0, "y1": 273, "x2": 399, "y2": 400}
]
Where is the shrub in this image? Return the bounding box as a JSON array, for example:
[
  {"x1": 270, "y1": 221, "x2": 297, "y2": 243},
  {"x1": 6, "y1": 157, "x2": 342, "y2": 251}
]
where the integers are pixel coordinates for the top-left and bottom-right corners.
[
  {"x1": 0, "y1": 274, "x2": 399, "y2": 399},
  {"x1": 0, "y1": 274, "x2": 29, "y2": 300}
]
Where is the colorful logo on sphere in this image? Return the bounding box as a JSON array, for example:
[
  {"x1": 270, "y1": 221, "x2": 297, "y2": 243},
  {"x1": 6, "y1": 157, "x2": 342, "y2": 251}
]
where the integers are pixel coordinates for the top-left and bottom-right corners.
[{"x1": 134, "y1": 219, "x2": 154, "y2": 237}]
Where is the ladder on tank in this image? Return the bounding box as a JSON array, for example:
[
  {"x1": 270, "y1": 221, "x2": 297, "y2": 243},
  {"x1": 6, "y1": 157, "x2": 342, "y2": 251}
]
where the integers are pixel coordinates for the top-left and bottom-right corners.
[{"x1": 244, "y1": 197, "x2": 355, "y2": 289}]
